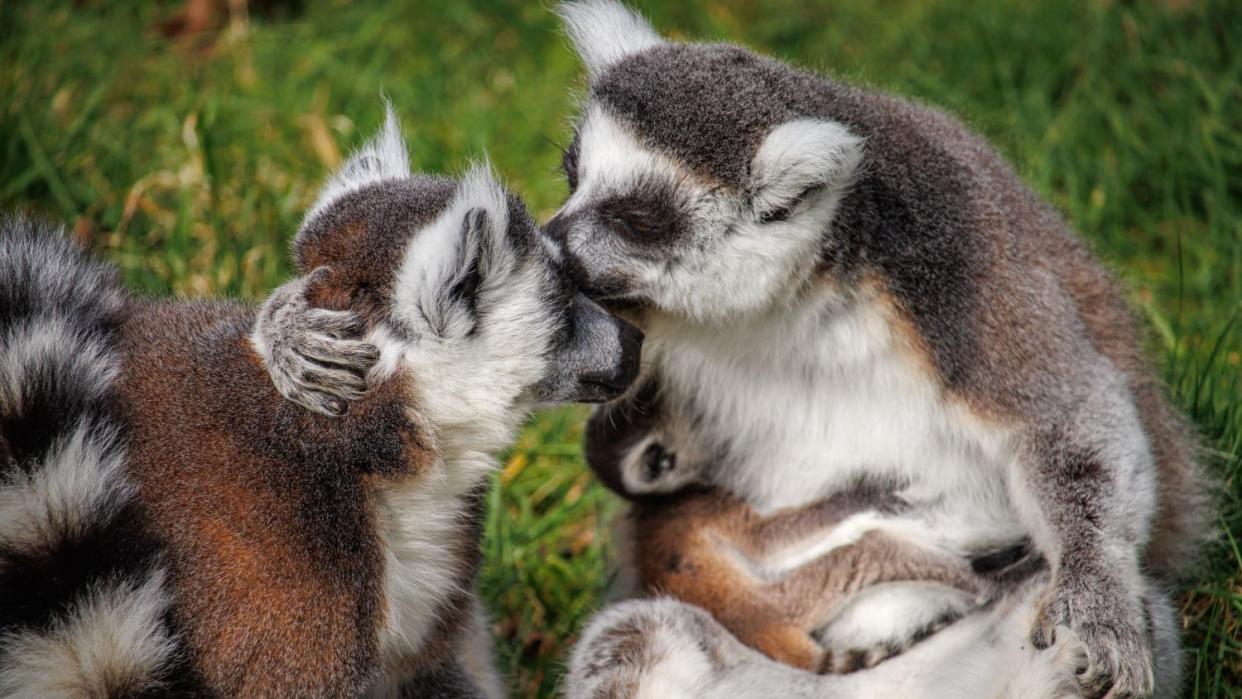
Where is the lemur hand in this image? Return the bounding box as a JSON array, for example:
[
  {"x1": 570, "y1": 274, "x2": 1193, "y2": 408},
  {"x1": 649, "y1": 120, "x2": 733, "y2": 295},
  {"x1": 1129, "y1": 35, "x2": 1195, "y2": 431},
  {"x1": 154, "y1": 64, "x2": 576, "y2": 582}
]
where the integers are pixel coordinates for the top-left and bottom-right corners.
[
  {"x1": 253, "y1": 267, "x2": 380, "y2": 417},
  {"x1": 1032, "y1": 566, "x2": 1153, "y2": 698}
]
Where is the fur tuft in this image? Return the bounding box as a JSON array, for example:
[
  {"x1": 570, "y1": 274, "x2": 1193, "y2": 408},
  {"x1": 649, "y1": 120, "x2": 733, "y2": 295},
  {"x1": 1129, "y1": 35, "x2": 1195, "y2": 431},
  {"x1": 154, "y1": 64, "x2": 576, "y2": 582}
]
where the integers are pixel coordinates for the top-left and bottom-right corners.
[
  {"x1": 557, "y1": 0, "x2": 664, "y2": 78},
  {"x1": 305, "y1": 105, "x2": 412, "y2": 224}
]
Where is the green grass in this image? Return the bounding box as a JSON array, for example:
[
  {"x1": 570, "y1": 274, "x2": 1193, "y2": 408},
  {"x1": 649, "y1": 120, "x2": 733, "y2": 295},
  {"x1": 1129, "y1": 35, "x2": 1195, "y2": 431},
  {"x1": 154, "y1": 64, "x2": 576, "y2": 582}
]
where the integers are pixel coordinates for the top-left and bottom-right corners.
[{"x1": 2, "y1": 0, "x2": 1239, "y2": 695}]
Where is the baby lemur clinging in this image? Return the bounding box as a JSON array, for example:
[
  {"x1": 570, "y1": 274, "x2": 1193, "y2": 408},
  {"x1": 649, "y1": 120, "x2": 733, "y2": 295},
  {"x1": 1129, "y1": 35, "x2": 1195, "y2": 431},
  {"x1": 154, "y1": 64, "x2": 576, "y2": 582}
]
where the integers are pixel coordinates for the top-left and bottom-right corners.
[
  {"x1": 0, "y1": 111, "x2": 642, "y2": 697},
  {"x1": 585, "y1": 378, "x2": 1025, "y2": 675}
]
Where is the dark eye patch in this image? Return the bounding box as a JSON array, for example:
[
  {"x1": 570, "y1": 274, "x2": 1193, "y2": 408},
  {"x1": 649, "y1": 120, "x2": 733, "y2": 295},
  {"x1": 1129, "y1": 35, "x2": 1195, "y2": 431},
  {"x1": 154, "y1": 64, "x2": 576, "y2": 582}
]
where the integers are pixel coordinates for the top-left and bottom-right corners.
[{"x1": 594, "y1": 177, "x2": 685, "y2": 251}]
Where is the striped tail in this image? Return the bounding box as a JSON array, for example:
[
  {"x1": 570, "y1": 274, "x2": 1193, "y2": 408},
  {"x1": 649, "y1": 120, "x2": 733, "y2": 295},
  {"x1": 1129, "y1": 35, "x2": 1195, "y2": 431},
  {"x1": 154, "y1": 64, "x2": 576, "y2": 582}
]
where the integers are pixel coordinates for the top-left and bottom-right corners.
[{"x1": 0, "y1": 217, "x2": 179, "y2": 697}]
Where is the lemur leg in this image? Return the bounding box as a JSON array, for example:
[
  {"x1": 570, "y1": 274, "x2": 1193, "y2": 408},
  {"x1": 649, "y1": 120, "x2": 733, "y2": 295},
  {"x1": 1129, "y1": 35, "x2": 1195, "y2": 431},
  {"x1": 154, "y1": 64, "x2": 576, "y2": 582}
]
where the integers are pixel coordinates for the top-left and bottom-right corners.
[
  {"x1": 1014, "y1": 373, "x2": 1158, "y2": 698},
  {"x1": 251, "y1": 267, "x2": 380, "y2": 416},
  {"x1": 731, "y1": 485, "x2": 904, "y2": 557},
  {"x1": 564, "y1": 595, "x2": 1091, "y2": 699},
  {"x1": 761, "y1": 531, "x2": 980, "y2": 674}
]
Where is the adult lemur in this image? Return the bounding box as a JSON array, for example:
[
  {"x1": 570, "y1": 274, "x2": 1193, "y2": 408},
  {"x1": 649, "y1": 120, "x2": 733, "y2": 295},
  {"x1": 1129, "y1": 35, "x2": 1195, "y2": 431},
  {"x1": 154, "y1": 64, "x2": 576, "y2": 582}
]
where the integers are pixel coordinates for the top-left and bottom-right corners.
[
  {"x1": 263, "y1": 2, "x2": 1208, "y2": 696},
  {"x1": 0, "y1": 111, "x2": 641, "y2": 697}
]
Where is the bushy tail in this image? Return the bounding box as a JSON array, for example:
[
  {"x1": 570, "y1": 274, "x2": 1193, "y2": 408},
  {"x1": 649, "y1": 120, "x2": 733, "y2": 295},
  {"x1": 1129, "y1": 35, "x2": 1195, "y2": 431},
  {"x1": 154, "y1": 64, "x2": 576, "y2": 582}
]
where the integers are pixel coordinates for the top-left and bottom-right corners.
[{"x1": 0, "y1": 217, "x2": 179, "y2": 697}]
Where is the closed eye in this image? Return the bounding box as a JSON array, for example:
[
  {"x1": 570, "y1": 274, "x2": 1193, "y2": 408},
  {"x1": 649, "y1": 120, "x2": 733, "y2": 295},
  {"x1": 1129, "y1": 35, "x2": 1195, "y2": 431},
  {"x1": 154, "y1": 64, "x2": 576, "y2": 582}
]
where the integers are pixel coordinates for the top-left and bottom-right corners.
[
  {"x1": 759, "y1": 184, "x2": 826, "y2": 224},
  {"x1": 608, "y1": 213, "x2": 657, "y2": 239}
]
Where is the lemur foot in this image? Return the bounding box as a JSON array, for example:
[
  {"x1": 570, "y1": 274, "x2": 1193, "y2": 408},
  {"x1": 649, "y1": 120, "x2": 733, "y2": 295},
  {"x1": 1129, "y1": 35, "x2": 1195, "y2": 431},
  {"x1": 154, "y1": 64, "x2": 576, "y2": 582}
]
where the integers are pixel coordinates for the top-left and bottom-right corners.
[
  {"x1": 817, "y1": 604, "x2": 966, "y2": 675},
  {"x1": 1031, "y1": 573, "x2": 1153, "y2": 698},
  {"x1": 253, "y1": 267, "x2": 380, "y2": 416},
  {"x1": 567, "y1": 598, "x2": 732, "y2": 699}
]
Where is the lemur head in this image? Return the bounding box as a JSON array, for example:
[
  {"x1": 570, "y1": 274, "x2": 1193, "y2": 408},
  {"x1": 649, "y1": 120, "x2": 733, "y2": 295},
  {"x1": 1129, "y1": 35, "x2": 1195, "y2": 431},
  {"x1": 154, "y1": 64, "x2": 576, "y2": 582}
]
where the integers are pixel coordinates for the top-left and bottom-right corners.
[
  {"x1": 584, "y1": 378, "x2": 706, "y2": 499},
  {"x1": 295, "y1": 109, "x2": 643, "y2": 441},
  {"x1": 546, "y1": 1, "x2": 864, "y2": 325}
]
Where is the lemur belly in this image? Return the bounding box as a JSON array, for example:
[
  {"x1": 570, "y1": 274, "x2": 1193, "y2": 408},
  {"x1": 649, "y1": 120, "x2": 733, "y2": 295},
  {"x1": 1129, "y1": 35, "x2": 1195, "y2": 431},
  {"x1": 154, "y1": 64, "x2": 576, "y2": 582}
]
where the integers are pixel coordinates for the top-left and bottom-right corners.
[{"x1": 649, "y1": 291, "x2": 1027, "y2": 559}]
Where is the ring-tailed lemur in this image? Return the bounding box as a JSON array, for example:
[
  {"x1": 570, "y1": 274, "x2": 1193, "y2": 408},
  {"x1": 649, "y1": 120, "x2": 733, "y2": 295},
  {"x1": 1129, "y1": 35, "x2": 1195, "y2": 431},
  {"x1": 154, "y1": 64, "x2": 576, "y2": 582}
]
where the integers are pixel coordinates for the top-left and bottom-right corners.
[
  {"x1": 0, "y1": 110, "x2": 642, "y2": 697},
  {"x1": 258, "y1": 3, "x2": 1207, "y2": 696},
  {"x1": 539, "y1": 2, "x2": 1206, "y2": 696}
]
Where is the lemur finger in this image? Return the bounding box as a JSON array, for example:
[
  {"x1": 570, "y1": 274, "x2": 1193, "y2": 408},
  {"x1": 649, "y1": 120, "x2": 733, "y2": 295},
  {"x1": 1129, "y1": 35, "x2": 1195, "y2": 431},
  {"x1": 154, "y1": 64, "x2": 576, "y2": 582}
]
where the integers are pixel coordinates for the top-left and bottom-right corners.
[
  {"x1": 292, "y1": 362, "x2": 369, "y2": 399},
  {"x1": 295, "y1": 335, "x2": 380, "y2": 372},
  {"x1": 302, "y1": 307, "x2": 366, "y2": 338},
  {"x1": 292, "y1": 388, "x2": 351, "y2": 417},
  {"x1": 266, "y1": 358, "x2": 351, "y2": 417}
]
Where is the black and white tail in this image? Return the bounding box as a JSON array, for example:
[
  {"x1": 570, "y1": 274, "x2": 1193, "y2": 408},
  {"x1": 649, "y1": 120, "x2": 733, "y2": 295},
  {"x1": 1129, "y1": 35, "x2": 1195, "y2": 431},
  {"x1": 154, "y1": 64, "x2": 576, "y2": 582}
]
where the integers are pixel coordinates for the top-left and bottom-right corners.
[{"x1": 0, "y1": 217, "x2": 178, "y2": 697}]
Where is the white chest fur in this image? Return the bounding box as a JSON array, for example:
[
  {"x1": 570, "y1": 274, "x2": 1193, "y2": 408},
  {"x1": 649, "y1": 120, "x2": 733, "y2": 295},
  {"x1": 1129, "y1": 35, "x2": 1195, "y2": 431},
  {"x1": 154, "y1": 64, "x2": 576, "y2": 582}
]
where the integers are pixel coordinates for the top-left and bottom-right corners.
[
  {"x1": 649, "y1": 288, "x2": 1027, "y2": 556},
  {"x1": 373, "y1": 451, "x2": 492, "y2": 669}
]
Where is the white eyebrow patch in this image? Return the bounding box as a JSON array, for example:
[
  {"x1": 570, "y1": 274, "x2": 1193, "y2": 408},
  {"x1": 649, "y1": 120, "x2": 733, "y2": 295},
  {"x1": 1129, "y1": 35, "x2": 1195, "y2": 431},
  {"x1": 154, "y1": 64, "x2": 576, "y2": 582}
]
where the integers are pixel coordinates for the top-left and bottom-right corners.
[{"x1": 565, "y1": 106, "x2": 693, "y2": 212}]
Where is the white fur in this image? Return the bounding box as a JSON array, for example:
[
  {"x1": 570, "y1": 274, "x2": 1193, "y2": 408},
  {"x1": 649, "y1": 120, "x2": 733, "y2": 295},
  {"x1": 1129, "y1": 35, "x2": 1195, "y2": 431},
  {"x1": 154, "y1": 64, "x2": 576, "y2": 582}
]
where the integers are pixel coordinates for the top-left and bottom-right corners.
[
  {"x1": 563, "y1": 108, "x2": 861, "y2": 322},
  {"x1": 363, "y1": 166, "x2": 559, "y2": 672},
  {"x1": 0, "y1": 319, "x2": 116, "y2": 419},
  {"x1": 814, "y1": 582, "x2": 976, "y2": 653},
  {"x1": 305, "y1": 106, "x2": 411, "y2": 224},
  {"x1": 567, "y1": 585, "x2": 1087, "y2": 698},
  {"x1": 0, "y1": 569, "x2": 176, "y2": 697},
  {"x1": 0, "y1": 421, "x2": 130, "y2": 569},
  {"x1": 647, "y1": 286, "x2": 1022, "y2": 542},
  {"x1": 391, "y1": 163, "x2": 513, "y2": 342},
  {"x1": 749, "y1": 119, "x2": 864, "y2": 220},
  {"x1": 557, "y1": 0, "x2": 664, "y2": 78}
]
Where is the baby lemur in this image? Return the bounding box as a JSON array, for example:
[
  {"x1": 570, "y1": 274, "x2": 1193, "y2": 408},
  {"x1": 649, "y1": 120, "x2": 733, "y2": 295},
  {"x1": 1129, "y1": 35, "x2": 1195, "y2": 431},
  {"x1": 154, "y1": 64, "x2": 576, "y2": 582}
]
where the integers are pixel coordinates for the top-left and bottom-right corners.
[
  {"x1": 606, "y1": 451, "x2": 984, "y2": 675},
  {"x1": 0, "y1": 111, "x2": 642, "y2": 697},
  {"x1": 584, "y1": 378, "x2": 1038, "y2": 676}
]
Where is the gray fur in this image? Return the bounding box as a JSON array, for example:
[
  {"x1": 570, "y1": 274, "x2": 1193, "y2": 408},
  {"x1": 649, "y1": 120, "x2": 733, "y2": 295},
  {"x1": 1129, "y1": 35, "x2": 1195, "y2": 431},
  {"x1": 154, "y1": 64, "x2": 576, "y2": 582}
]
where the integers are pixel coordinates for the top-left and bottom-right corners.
[{"x1": 550, "y1": 2, "x2": 1208, "y2": 696}]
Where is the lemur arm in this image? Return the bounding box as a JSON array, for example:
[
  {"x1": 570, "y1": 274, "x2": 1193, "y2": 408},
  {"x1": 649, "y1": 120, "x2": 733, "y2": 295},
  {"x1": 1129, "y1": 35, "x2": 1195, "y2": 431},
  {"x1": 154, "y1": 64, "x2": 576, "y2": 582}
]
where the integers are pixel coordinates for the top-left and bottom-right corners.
[
  {"x1": 251, "y1": 268, "x2": 379, "y2": 416},
  {"x1": 1011, "y1": 370, "x2": 1157, "y2": 697}
]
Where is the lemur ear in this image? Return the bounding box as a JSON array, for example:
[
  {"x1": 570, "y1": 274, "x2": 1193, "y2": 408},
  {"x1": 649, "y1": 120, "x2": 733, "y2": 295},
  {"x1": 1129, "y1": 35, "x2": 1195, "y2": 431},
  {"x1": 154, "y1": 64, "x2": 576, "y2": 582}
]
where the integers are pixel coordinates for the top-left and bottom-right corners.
[
  {"x1": 394, "y1": 163, "x2": 511, "y2": 338},
  {"x1": 557, "y1": 0, "x2": 664, "y2": 79},
  {"x1": 305, "y1": 105, "x2": 411, "y2": 223},
  {"x1": 749, "y1": 119, "x2": 864, "y2": 223}
]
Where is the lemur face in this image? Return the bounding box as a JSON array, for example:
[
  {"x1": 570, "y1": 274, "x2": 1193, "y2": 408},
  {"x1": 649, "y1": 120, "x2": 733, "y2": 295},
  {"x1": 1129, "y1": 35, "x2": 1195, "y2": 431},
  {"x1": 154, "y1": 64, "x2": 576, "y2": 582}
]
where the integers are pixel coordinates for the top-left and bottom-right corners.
[
  {"x1": 296, "y1": 110, "x2": 643, "y2": 419},
  {"x1": 546, "y1": 1, "x2": 864, "y2": 325}
]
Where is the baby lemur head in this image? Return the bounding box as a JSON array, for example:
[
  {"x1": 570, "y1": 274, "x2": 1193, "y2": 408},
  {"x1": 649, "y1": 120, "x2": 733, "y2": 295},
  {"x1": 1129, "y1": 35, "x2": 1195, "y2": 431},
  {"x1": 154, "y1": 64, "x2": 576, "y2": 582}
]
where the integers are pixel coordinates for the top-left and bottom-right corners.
[
  {"x1": 545, "y1": 1, "x2": 864, "y2": 326},
  {"x1": 294, "y1": 109, "x2": 643, "y2": 444},
  {"x1": 584, "y1": 378, "x2": 705, "y2": 498}
]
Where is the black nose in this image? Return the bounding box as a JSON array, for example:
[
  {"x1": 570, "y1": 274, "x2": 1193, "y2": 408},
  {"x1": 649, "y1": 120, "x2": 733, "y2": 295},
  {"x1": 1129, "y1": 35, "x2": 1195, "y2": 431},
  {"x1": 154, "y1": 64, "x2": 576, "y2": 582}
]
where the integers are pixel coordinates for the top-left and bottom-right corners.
[{"x1": 579, "y1": 318, "x2": 644, "y2": 398}]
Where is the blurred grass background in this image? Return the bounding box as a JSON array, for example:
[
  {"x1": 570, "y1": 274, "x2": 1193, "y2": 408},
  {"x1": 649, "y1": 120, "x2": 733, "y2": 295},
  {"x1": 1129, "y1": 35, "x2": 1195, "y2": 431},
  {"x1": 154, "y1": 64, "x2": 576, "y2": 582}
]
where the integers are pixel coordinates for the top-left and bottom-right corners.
[{"x1": 1, "y1": 0, "x2": 1239, "y2": 695}]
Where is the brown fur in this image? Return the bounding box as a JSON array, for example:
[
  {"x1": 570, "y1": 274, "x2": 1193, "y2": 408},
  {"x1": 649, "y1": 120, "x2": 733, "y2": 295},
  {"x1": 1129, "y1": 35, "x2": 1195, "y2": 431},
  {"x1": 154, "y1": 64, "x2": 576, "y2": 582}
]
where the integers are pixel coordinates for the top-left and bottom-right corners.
[
  {"x1": 116, "y1": 298, "x2": 441, "y2": 696},
  {"x1": 629, "y1": 488, "x2": 981, "y2": 673}
]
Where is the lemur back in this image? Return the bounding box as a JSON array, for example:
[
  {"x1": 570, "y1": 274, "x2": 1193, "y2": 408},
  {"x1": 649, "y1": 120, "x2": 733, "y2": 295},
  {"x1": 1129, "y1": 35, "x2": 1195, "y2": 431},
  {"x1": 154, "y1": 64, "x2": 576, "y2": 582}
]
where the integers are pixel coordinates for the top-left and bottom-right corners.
[{"x1": 0, "y1": 110, "x2": 642, "y2": 697}]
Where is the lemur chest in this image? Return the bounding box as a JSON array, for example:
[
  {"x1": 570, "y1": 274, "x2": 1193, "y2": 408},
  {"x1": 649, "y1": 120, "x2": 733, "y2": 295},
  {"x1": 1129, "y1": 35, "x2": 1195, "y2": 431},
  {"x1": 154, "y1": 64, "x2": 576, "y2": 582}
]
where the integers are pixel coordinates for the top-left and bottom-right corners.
[
  {"x1": 372, "y1": 456, "x2": 488, "y2": 670},
  {"x1": 651, "y1": 297, "x2": 1022, "y2": 550}
]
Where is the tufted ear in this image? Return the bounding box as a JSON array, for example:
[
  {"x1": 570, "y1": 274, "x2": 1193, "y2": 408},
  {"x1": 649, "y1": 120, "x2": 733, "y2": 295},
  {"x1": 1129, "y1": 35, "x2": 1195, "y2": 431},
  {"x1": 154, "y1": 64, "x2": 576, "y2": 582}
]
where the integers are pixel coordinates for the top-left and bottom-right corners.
[
  {"x1": 305, "y1": 105, "x2": 410, "y2": 223},
  {"x1": 392, "y1": 163, "x2": 512, "y2": 339},
  {"x1": 557, "y1": 0, "x2": 664, "y2": 79},
  {"x1": 749, "y1": 119, "x2": 864, "y2": 223}
]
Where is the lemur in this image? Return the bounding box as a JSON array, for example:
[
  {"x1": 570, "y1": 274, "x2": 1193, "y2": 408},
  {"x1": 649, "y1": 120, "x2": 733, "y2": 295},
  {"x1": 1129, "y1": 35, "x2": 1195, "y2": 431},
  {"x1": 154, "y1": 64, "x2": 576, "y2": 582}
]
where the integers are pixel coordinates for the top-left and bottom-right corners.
[
  {"x1": 260, "y1": 2, "x2": 1208, "y2": 696},
  {"x1": 581, "y1": 376, "x2": 1056, "y2": 676},
  {"x1": 0, "y1": 111, "x2": 642, "y2": 697}
]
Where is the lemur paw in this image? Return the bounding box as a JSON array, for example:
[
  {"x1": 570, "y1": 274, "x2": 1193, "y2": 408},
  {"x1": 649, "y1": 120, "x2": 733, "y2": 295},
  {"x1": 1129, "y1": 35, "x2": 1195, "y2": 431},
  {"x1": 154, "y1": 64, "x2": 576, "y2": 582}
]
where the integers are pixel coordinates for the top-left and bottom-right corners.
[
  {"x1": 1031, "y1": 575, "x2": 1153, "y2": 698},
  {"x1": 253, "y1": 267, "x2": 380, "y2": 417}
]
